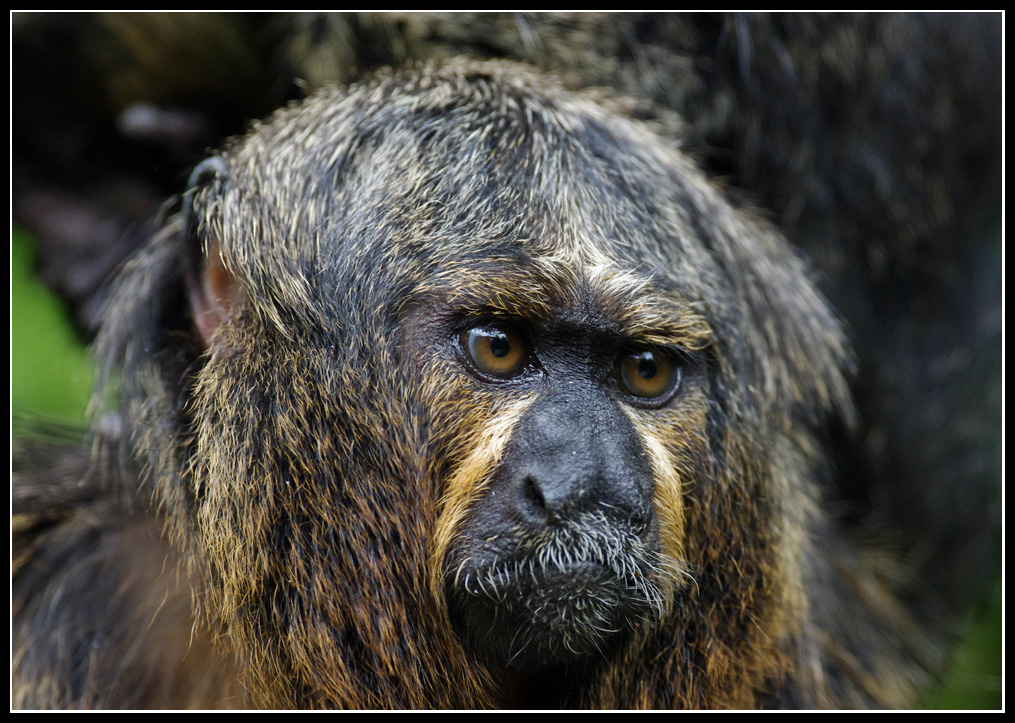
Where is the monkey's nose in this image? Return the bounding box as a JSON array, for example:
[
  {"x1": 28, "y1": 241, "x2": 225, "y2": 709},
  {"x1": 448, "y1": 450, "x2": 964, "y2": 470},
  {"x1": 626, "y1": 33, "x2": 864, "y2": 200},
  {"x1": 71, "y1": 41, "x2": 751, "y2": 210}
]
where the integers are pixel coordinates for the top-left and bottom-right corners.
[
  {"x1": 514, "y1": 465, "x2": 651, "y2": 530},
  {"x1": 501, "y1": 390, "x2": 654, "y2": 530}
]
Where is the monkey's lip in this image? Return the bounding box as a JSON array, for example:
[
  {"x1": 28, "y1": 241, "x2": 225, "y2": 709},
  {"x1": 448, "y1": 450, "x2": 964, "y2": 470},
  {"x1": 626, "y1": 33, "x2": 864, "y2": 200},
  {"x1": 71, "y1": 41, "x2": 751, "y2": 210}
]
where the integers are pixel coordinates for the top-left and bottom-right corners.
[
  {"x1": 528, "y1": 560, "x2": 612, "y2": 589},
  {"x1": 449, "y1": 559, "x2": 641, "y2": 668}
]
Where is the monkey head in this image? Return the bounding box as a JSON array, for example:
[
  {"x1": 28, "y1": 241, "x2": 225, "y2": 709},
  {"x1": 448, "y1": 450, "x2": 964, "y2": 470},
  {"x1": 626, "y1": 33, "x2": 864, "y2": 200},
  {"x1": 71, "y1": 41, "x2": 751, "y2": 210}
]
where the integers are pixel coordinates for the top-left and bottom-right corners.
[{"x1": 96, "y1": 61, "x2": 851, "y2": 707}]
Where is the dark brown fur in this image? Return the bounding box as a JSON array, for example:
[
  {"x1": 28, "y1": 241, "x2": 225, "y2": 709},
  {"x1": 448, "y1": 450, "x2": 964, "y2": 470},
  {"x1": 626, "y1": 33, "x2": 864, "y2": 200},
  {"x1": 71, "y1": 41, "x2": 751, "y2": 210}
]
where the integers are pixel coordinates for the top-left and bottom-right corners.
[{"x1": 12, "y1": 14, "x2": 1000, "y2": 710}]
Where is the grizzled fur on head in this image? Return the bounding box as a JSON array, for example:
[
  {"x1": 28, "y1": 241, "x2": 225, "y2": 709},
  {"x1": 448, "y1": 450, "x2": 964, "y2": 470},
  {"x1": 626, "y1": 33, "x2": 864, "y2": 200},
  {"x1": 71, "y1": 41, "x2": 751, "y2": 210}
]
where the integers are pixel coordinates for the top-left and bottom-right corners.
[{"x1": 94, "y1": 60, "x2": 872, "y2": 708}]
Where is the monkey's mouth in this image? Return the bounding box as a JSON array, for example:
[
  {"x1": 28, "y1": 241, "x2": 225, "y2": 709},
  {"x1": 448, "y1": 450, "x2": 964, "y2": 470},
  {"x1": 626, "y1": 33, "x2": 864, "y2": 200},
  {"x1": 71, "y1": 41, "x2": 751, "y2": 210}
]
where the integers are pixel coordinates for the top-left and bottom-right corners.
[{"x1": 445, "y1": 519, "x2": 663, "y2": 669}]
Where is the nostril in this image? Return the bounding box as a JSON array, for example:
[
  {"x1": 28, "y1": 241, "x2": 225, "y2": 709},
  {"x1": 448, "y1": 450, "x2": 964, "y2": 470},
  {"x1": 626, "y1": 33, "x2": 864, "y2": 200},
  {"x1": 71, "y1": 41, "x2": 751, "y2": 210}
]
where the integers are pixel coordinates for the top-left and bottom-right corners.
[
  {"x1": 521, "y1": 474, "x2": 549, "y2": 520},
  {"x1": 628, "y1": 503, "x2": 653, "y2": 532}
]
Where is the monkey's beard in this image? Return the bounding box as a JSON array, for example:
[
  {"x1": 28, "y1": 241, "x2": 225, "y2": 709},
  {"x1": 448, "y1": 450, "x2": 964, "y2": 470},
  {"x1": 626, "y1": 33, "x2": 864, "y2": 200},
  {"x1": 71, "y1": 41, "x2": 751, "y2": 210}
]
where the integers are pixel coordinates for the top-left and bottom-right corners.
[{"x1": 445, "y1": 511, "x2": 667, "y2": 670}]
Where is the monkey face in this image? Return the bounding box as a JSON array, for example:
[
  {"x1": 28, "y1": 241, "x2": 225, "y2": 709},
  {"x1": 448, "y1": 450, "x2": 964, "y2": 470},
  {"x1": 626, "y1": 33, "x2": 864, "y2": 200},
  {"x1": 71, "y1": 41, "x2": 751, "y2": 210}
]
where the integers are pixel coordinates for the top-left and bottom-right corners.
[
  {"x1": 408, "y1": 283, "x2": 708, "y2": 668},
  {"x1": 139, "y1": 61, "x2": 848, "y2": 702},
  {"x1": 364, "y1": 221, "x2": 714, "y2": 670},
  {"x1": 440, "y1": 322, "x2": 685, "y2": 667}
]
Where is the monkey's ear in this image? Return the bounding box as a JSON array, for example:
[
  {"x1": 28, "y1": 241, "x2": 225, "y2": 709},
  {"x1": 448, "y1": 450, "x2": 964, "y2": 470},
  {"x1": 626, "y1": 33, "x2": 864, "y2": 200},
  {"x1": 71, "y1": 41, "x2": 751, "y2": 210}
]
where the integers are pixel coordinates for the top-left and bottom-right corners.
[
  {"x1": 182, "y1": 158, "x2": 244, "y2": 348},
  {"x1": 188, "y1": 237, "x2": 244, "y2": 348}
]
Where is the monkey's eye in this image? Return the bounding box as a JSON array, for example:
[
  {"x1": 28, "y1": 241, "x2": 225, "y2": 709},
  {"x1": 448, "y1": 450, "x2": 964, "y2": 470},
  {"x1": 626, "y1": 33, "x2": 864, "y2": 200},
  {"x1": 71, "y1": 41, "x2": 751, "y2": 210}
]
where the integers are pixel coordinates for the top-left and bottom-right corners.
[
  {"x1": 616, "y1": 350, "x2": 682, "y2": 405},
  {"x1": 460, "y1": 324, "x2": 530, "y2": 380}
]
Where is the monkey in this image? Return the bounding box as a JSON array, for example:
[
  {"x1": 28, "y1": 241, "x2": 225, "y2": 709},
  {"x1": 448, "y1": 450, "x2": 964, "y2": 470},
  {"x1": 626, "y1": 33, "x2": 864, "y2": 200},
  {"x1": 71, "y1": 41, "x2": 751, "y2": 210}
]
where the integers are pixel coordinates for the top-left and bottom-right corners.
[
  {"x1": 12, "y1": 14, "x2": 1001, "y2": 710},
  {"x1": 3, "y1": 57, "x2": 945, "y2": 710}
]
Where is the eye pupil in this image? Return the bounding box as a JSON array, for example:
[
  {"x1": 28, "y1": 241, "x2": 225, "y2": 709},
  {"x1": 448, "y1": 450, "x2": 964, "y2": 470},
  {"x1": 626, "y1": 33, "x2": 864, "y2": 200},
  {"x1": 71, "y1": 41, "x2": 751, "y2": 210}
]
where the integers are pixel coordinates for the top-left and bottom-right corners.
[
  {"x1": 490, "y1": 336, "x2": 511, "y2": 358},
  {"x1": 637, "y1": 356, "x2": 657, "y2": 379}
]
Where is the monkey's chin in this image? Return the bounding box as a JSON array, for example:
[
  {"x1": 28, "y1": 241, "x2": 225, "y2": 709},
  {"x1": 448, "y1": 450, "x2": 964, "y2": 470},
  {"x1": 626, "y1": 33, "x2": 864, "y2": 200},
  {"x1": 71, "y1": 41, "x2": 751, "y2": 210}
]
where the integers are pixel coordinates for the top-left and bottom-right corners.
[{"x1": 447, "y1": 560, "x2": 649, "y2": 670}]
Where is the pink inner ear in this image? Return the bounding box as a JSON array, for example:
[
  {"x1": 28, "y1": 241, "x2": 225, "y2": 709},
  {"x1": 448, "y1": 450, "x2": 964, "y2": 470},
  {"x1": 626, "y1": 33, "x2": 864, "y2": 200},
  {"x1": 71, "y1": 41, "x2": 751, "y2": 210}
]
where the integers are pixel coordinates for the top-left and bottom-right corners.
[{"x1": 188, "y1": 239, "x2": 244, "y2": 348}]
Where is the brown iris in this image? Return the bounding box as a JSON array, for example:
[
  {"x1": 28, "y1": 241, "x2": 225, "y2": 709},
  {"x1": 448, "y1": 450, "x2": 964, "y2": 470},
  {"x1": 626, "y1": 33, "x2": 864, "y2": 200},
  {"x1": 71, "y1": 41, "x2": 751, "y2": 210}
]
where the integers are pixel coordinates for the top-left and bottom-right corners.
[
  {"x1": 461, "y1": 324, "x2": 529, "y2": 379},
  {"x1": 617, "y1": 350, "x2": 681, "y2": 403}
]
